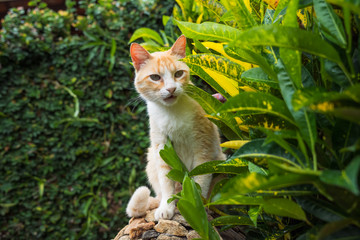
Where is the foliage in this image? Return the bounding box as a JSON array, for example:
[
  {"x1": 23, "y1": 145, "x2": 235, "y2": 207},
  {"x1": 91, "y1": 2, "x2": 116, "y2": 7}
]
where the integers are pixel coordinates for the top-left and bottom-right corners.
[
  {"x1": 0, "y1": 0, "x2": 174, "y2": 239},
  {"x1": 136, "y1": 0, "x2": 360, "y2": 239}
]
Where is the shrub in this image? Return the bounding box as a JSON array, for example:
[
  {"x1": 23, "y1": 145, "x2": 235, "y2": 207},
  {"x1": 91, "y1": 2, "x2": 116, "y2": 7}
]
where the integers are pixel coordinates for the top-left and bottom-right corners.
[
  {"x1": 133, "y1": 0, "x2": 360, "y2": 239},
  {"x1": 0, "y1": 0, "x2": 173, "y2": 239}
]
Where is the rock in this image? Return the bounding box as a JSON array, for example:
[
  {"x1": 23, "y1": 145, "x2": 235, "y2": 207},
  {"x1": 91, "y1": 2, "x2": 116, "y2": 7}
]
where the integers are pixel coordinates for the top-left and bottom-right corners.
[
  {"x1": 119, "y1": 236, "x2": 131, "y2": 240},
  {"x1": 171, "y1": 214, "x2": 190, "y2": 227},
  {"x1": 145, "y1": 209, "x2": 156, "y2": 223},
  {"x1": 186, "y1": 230, "x2": 201, "y2": 240},
  {"x1": 157, "y1": 234, "x2": 185, "y2": 240},
  {"x1": 141, "y1": 230, "x2": 160, "y2": 240},
  {"x1": 154, "y1": 219, "x2": 188, "y2": 237}
]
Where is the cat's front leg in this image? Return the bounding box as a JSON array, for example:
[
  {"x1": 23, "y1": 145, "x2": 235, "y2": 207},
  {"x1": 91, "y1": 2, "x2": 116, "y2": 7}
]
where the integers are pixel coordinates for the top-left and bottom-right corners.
[{"x1": 154, "y1": 162, "x2": 176, "y2": 220}]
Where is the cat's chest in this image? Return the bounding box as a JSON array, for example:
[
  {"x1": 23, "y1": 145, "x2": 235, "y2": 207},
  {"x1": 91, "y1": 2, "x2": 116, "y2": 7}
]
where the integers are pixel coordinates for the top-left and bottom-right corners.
[{"x1": 147, "y1": 96, "x2": 196, "y2": 137}]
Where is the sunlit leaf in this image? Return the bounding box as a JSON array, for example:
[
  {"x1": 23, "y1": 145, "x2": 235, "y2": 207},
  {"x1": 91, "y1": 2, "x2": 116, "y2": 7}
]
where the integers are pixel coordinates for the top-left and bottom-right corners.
[
  {"x1": 219, "y1": 92, "x2": 296, "y2": 126},
  {"x1": 221, "y1": 0, "x2": 257, "y2": 29},
  {"x1": 175, "y1": 20, "x2": 242, "y2": 42},
  {"x1": 230, "y1": 25, "x2": 342, "y2": 64},
  {"x1": 189, "y1": 160, "x2": 248, "y2": 176},
  {"x1": 182, "y1": 54, "x2": 244, "y2": 97},
  {"x1": 128, "y1": 28, "x2": 164, "y2": 45}
]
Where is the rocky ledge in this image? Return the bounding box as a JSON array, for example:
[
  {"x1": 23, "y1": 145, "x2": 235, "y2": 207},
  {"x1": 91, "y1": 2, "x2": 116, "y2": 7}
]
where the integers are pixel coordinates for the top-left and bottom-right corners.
[{"x1": 113, "y1": 209, "x2": 246, "y2": 240}]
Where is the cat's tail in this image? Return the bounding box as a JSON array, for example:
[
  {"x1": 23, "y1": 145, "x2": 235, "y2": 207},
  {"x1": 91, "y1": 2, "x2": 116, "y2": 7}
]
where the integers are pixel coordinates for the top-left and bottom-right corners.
[{"x1": 126, "y1": 186, "x2": 159, "y2": 218}]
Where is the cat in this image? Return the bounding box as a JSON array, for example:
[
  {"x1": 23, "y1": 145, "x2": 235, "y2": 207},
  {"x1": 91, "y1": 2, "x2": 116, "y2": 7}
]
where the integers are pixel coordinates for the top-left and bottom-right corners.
[{"x1": 126, "y1": 35, "x2": 226, "y2": 221}]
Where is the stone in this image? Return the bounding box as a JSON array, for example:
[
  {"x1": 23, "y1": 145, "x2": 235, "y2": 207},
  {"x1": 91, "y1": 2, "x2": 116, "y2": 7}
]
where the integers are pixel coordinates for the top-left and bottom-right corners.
[
  {"x1": 154, "y1": 219, "x2": 188, "y2": 237},
  {"x1": 171, "y1": 214, "x2": 190, "y2": 227},
  {"x1": 124, "y1": 218, "x2": 147, "y2": 235},
  {"x1": 186, "y1": 230, "x2": 201, "y2": 240},
  {"x1": 141, "y1": 230, "x2": 160, "y2": 240},
  {"x1": 145, "y1": 209, "x2": 156, "y2": 223},
  {"x1": 157, "y1": 234, "x2": 185, "y2": 240},
  {"x1": 119, "y1": 236, "x2": 130, "y2": 240}
]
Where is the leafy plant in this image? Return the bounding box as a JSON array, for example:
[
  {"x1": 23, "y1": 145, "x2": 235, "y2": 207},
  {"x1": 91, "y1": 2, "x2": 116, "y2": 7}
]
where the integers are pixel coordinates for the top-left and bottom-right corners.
[
  {"x1": 0, "y1": 0, "x2": 174, "y2": 239},
  {"x1": 138, "y1": 0, "x2": 360, "y2": 239}
]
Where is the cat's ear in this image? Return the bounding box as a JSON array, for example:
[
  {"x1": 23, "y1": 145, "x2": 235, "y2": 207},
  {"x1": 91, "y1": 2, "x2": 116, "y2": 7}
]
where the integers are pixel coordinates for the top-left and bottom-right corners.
[
  {"x1": 169, "y1": 35, "x2": 186, "y2": 58},
  {"x1": 130, "y1": 43, "x2": 152, "y2": 71}
]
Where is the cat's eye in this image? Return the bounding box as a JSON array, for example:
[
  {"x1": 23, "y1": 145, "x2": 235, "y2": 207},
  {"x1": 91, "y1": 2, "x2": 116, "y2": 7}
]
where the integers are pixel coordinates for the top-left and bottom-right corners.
[
  {"x1": 150, "y1": 74, "x2": 161, "y2": 81},
  {"x1": 174, "y1": 70, "x2": 184, "y2": 78}
]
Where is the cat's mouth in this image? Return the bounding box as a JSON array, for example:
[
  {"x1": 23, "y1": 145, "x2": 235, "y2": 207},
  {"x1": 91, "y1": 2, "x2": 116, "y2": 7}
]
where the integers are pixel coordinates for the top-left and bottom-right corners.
[{"x1": 163, "y1": 95, "x2": 177, "y2": 103}]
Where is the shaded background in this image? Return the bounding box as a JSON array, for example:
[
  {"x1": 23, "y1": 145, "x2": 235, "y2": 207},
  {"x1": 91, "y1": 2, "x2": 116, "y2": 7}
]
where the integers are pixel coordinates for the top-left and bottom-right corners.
[{"x1": 0, "y1": 0, "x2": 174, "y2": 239}]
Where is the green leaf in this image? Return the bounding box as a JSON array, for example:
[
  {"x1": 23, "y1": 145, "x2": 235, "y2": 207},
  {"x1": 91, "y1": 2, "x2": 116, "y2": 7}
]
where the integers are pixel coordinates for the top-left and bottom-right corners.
[
  {"x1": 211, "y1": 215, "x2": 254, "y2": 226},
  {"x1": 229, "y1": 139, "x2": 305, "y2": 168},
  {"x1": 262, "y1": 198, "x2": 307, "y2": 221},
  {"x1": 320, "y1": 156, "x2": 360, "y2": 195},
  {"x1": 195, "y1": 0, "x2": 227, "y2": 20},
  {"x1": 327, "y1": 0, "x2": 360, "y2": 15},
  {"x1": 230, "y1": 24, "x2": 342, "y2": 64},
  {"x1": 189, "y1": 160, "x2": 248, "y2": 176},
  {"x1": 219, "y1": 92, "x2": 296, "y2": 126},
  {"x1": 313, "y1": 0, "x2": 347, "y2": 48},
  {"x1": 212, "y1": 172, "x2": 318, "y2": 203},
  {"x1": 182, "y1": 54, "x2": 245, "y2": 97},
  {"x1": 128, "y1": 28, "x2": 164, "y2": 45},
  {"x1": 280, "y1": 0, "x2": 302, "y2": 89},
  {"x1": 160, "y1": 139, "x2": 188, "y2": 173},
  {"x1": 224, "y1": 46, "x2": 278, "y2": 81},
  {"x1": 175, "y1": 20, "x2": 242, "y2": 42},
  {"x1": 248, "y1": 205, "x2": 262, "y2": 227},
  {"x1": 292, "y1": 85, "x2": 360, "y2": 111},
  {"x1": 277, "y1": 59, "x2": 317, "y2": 166},
  {"x1": 185, "y1": 84, "x2": 243, "y2": 139},
  {"x1": 241, "y1": 68, "x2": 279, "y2": 90},
  {"x1": 221, "y1": 0, "x2": 257, "y2": 29},
  {"x1": 296, "y1": 197, "x2": 346, "y2": 222},
  {"x1": 177, "y1": 176, "x2": 221, "y2": 240}
]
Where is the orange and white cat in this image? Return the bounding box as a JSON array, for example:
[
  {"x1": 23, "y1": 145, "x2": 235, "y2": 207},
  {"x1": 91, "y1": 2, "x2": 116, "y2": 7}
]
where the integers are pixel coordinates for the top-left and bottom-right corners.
[{"x1": 126, "y1": 35, "x2": 225, "y2": 220}]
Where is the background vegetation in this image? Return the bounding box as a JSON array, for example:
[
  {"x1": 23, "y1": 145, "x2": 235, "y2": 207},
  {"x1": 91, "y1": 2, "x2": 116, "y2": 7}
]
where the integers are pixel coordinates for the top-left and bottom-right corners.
[
  {"x1": 132, "y1": 0, "x2": 360, "y2": 239},
  {"x1": 0, "y1": 0, "x2": 173, "y2": 239}
]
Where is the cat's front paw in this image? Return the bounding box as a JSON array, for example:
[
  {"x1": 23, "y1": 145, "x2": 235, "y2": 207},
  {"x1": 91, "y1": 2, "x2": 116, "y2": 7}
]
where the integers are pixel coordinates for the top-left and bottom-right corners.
[{"x1": 154, "y1": 203, "x2": 175, "y2": 220}]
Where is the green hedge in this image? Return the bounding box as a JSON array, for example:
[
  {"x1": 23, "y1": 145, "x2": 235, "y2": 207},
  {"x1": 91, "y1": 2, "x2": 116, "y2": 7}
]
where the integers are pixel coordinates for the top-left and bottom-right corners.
[{"x1": 0, "y1": 0, "x2": 173, "y2": 239}]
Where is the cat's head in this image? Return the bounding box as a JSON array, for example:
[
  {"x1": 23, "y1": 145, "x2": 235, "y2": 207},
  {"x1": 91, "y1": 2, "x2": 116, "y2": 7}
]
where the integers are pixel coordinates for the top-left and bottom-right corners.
[{"x1": 130, "y1": 35, "x2": 190, "y2": 106}]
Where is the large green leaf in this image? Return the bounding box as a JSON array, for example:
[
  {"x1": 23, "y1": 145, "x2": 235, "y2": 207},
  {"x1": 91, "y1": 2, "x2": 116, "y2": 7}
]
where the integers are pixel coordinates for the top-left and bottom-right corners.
[
  {"x1": 195, "y1": 0, "x2": 227, "y2": 20},
  {"x1": 224, "y1": 46, "x2": 278, "y2": 81},
  {"x1": 175, "y1": 20, "x2": 242, "y2": 42},
  {"x1": 221, "y1": 0, "x2": 257, "y2": 29},
  {"x1": 189, "y1": 160, "x2": 248, "y2": 176},
  {"x1": 185, "y1": 84, "x2": 243, "y2": 139},
  {"x1": 182, "y1": 54, "x2": 244, "y2": 98},
  {"x1": 262, "y1": 198, "x2": 307, "y2": 221},
  {"x1": 230, "y1": 24, "x2": 342, "y2": 64},
  {"x1": 177, "y1": 176, "x2": 221, "y2": 240},
  {"x1": 229, "y1": 139, "x2": 305, "y2": 168},
  {"x1": 183, "y1": 54, "x2": 244, "y2": 86},
  {"x1": 241, "y1": 68, "x2": 279, "y2": 90},
  {"x1": 277, "y1": 59, "x2": 317, "y2": 167},
  {"x1": 211, "y1": 172, "x2": 318, "y2": 203},
  {"x1": 219, "y1": 92, "x2": 296, "y2": 126},
  {"x1": 314, "y1": 0, "x2": 347, "y2": 48},
  {"x1": 296, "y1": 197, "x2": 346, "y2": 222},
  {"x1": 280, "y1": 0, "x2": 302, "y2": 89},
  {"x1": 159, "y1": 139, "x2": 188, "y2": 183},
  {"x1": 292, "y1": 84, "x2": 360, "y2": 111},
  {"x1": 211, "y1": 215, "x2": 254, "y2": 226},
  {"x1": 327, "y1": 0, "x2": 360, "y2": 15},
  {"x1": 128, "y1": 28, "x2": 164, "y2": 45},
  {"x1": 320, "y1": 156, "x2": 360, "y2": 195}
]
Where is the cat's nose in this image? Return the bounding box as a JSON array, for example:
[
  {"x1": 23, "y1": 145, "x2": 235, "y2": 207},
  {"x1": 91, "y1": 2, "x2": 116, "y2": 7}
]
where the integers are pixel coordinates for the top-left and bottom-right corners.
[{"x1": 166, "y1": 87, "x2": 176, "y2": 94}]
